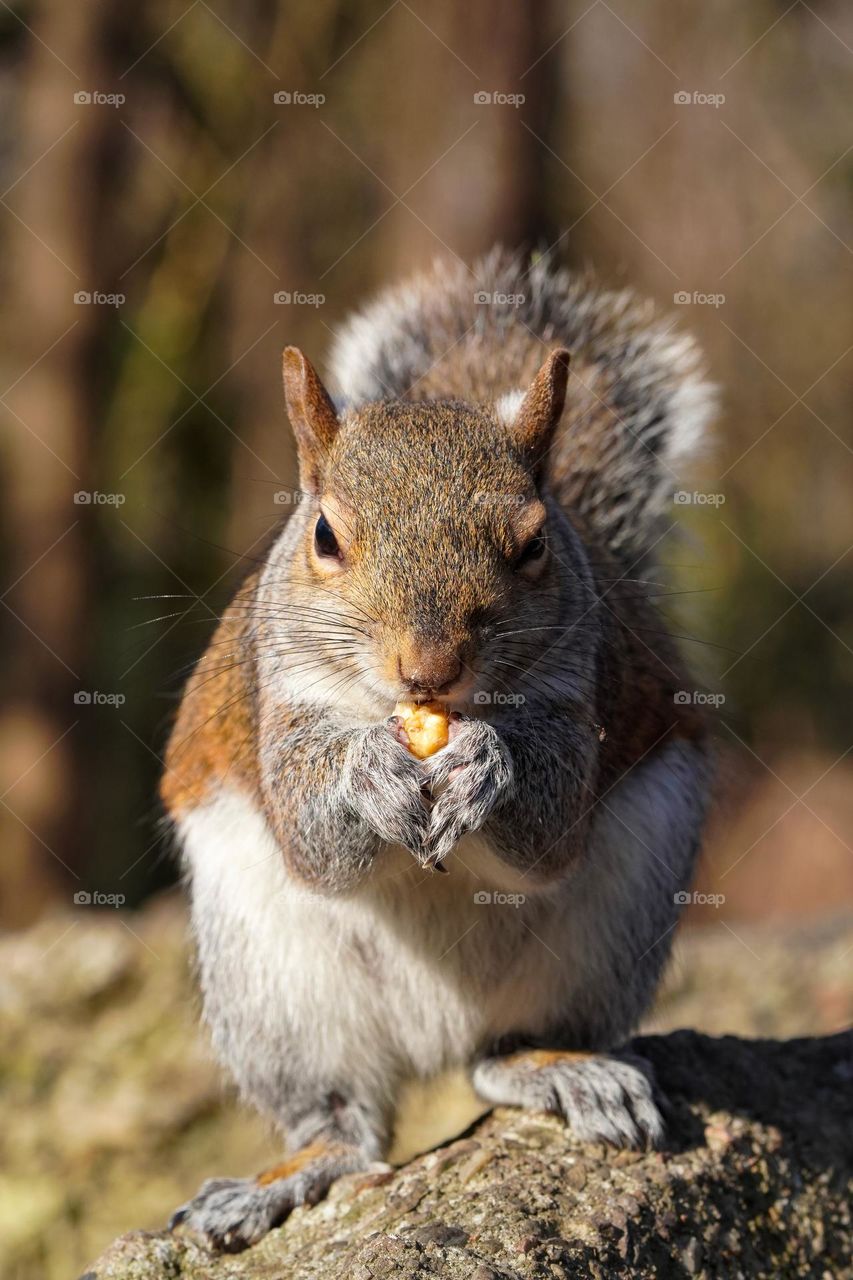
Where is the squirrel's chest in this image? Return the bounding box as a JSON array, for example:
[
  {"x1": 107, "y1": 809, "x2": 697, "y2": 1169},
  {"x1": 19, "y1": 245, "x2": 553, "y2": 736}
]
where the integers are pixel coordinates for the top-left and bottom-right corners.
[
  {"x1": 287, "y1": 863, "x2": 572, "y2": 1078},
  {"x1": 181, "y1": 790, "x2": 573, "y2": 1080}
]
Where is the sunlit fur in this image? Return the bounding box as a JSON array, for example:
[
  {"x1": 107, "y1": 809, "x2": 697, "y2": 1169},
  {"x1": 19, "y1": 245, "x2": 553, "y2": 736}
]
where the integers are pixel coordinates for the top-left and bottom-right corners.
[
  {"x1": 331, "y1": 247, "x2": 716, "y2": 562},
  {"x1": 258, "y1": 399, "x2": 595, "y2": 721},
  {"x1": 163, "y1": 249, "x2": 716, "y2": 1250}
]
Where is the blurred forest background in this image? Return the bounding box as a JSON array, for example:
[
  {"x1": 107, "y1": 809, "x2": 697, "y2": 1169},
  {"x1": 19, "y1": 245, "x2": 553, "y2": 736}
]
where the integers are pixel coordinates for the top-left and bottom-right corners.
[
  {"x1": 1, "y1": 2, "x2": 852, "y2": 1274},
  {"x1": 1, "y1": 0, "x2": 852, "y2": 928}
]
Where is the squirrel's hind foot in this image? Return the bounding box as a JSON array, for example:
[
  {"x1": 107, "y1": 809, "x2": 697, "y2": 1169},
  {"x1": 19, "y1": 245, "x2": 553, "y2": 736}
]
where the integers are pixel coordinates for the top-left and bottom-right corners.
[
  {"x1": 472, "y1": 1048, "x2": 664, "y2": 1150},
  {"x1": 169, "y1": 1140, "x2": 380, "y2": 1252}
]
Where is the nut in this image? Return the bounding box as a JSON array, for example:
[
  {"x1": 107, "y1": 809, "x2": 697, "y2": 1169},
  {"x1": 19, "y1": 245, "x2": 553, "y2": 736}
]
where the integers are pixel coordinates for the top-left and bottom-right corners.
[{"x1": 393, "y1": 699, "x2": 450, "y2": 759}]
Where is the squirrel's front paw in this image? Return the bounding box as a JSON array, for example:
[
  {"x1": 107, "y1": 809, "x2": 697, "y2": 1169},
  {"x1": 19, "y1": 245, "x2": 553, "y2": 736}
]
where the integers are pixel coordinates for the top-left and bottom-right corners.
[
  {"x1": 341, "y1": 722, "x2": 430, "y2": 859},
  {"x1": 423, "y1": 718, "x2": 513, "y2": 863}
]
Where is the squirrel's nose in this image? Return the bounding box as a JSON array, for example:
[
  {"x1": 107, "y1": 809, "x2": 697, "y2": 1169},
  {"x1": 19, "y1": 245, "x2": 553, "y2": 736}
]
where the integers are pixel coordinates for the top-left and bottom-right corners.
[{"x1": 398, "y1": 644, "x2": 463, "y2": 697}]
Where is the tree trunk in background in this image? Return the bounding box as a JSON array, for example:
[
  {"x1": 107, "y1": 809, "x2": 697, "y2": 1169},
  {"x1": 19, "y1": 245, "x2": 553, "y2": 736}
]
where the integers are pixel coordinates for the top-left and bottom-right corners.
[
  {"x1": 381, "y1": 0, "x2": 561, "y2": 272},
  {"x1": 224, "y1": 1, "x2": 331, "y2": 553},
  {"x1": 0, "y1": 0, "x2": 116, "y2": 923},
  {"x1": 226, "y1": 0, "x2": 566, "y2": 550}
]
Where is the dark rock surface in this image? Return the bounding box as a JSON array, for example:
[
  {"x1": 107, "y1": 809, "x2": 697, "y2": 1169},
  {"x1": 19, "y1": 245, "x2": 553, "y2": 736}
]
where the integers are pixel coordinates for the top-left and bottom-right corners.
[
  {"x1": 87, "y1": 1029, "x2": 853, "y2": 1280},
  {"x1": 3, "y1": 901, "x2": 850, "y2": 1278}
]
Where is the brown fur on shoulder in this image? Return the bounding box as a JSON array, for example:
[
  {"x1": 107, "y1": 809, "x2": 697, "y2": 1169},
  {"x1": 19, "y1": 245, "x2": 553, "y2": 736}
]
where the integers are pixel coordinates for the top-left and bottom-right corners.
[{"x1": 160, "y1": 574, "x2": 261, "y2": 817}]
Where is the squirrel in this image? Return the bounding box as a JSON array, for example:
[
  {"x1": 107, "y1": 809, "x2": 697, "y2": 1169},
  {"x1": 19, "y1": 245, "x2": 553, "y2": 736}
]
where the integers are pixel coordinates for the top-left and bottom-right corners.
[{"x1": 161, "y1": 248, "x2": 715, "y2": 1251}]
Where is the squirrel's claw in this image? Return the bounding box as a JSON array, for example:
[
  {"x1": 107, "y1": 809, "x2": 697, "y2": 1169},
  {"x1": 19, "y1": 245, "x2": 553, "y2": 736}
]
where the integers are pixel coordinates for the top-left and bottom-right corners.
[{"x1": 421, "y1": 852, "x2": 448, "y2": 874}]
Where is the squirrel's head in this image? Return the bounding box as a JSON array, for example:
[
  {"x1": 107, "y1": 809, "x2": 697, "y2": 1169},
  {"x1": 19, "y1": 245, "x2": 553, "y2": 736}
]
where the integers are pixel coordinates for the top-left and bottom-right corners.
[{"x1": 267, "y1": 345, "x2": 586, "y2": 714}]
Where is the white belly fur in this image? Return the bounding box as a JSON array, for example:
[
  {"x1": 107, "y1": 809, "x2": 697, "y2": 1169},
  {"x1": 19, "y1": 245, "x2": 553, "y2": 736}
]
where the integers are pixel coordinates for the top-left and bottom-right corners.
[
  {"x1": 180, "y1": 790, "x2": 575, "y2": 1089},
  {"x1": 178, "y1": 739, "x2": 705, "y2": 1101}
]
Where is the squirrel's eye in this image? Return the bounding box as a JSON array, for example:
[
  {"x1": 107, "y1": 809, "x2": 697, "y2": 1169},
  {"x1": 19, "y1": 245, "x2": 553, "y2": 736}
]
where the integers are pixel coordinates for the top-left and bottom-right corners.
[
  {"x1": 515, "y1": 532, "x2": 546, "y2": 570},
  {"x1": 314, "y1": 513, "x2": 341, "y2": 559}
]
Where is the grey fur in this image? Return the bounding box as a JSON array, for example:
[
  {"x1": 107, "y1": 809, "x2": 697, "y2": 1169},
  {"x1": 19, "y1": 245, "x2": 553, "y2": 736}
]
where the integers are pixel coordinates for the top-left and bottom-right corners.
[
  {"x1": 170, "y1": 1145, "x2": 378, "y2": 1252},
  {"x1": 472, "y1": 1051, "x2": 664, "y2": 1148},
  {"x1": 329, "y1": 248, "x2": 716, "y2": 561},
  {"x1": 341, "y1": 722, "x2": 431, "y2": 861},
  {"x1": 168, "y1": 250, "x2": 717, "y2": 1251},
  {"x1": 177, "y1": 738, "x2": 709, "y2": 1251},
  {"x1": 424, "y1": 718, "x2": 514, "y2": 863}
]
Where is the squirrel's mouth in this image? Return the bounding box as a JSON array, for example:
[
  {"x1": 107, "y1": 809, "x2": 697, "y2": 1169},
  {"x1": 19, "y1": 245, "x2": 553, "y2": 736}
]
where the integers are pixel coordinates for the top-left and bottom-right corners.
[
  {"x1": 343, "y1": 651, "x2": 485, "y2": 718},
  {"x1": 398, "y1": 672, "x2": 478, "y2": 709}
]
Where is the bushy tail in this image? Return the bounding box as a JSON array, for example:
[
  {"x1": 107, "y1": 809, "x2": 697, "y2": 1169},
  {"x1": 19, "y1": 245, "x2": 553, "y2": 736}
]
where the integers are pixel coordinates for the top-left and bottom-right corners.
[{"x1": 328, "y1": 248, "x2": 716, "y2": 564}]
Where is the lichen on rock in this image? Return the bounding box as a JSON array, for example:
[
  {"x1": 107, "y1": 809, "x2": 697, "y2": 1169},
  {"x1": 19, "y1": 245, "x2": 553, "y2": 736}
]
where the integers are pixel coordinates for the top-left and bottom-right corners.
[
  {"x1": 2, "y1": 902, "x2": 851, "y2": 1280},
  {"x1": 88, "y1": 1029, "x2": 852, "y2": 1280}
]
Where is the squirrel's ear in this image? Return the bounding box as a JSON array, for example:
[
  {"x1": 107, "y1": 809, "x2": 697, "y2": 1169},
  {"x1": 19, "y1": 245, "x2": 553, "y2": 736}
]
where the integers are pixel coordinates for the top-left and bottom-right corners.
[
  {"x1": 509, "y1": 348, "x2": 571, "y2": 475},
  {"x1": 281, "y1": 346, "x2": 340, "y2": 493}
]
